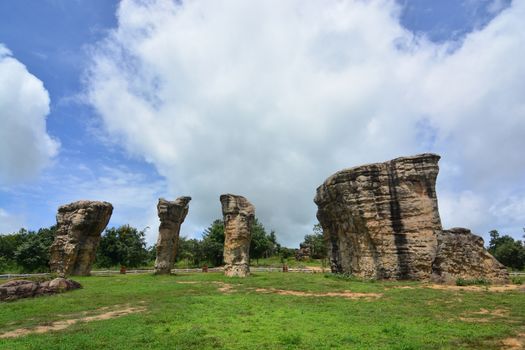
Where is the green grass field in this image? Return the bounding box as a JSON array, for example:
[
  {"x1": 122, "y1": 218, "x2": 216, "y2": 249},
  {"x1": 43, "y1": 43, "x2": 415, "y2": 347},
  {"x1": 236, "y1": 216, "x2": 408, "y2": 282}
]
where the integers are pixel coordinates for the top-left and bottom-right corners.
[{"x1": 1, "y1": 273, "x2": 524, "y2": 350}]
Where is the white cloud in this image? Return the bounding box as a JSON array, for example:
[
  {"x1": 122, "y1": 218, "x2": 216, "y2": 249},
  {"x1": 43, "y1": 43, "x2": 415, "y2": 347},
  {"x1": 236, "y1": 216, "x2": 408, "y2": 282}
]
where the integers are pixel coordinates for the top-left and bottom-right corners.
[
  {"x1": 0, "y1": 44, "x2": 59, "y2": 184},
  {"x1": 0, "y1": 208, "x2": 25, "y2": 234},
  {"x1": 86, "y1": 0, "x2": 525, "y2": 245},
  {"x1": 45, "y1": 164, "x2": 167, "y2": 245}
]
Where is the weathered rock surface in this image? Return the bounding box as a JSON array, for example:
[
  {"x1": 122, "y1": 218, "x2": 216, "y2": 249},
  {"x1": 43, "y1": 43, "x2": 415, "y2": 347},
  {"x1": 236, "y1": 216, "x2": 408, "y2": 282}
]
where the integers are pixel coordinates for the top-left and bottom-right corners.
[
  {"x1": 432, "y1": 228, "x2": 509, "y2": 283},
  {"x1": 221, "y1": 194, "x2": 255, "y2": 277},
  {"x1": 315, "y1": 154, "x2": 442, "y2": 280},
  {"x1": 0, "y1": 278, "x2": 81, "y2": 302},
  {"x1": 49, "y1": 200, "x2": 113, "y2": 276},
  {"x1": 154, "y1": 197, "x2": 191, "y2": 274},
  {"x1": 296, "y1": 244, "x2": 311, "y2": 261},
  {"x1": 314, "y1": 153, "x2": 509, "y2": 283}
]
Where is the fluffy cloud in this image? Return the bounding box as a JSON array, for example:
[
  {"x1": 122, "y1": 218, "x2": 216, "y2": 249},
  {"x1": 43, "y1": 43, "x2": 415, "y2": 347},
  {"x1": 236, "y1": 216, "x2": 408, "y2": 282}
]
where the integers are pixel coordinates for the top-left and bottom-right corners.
[
  {"x1": 1, "y1": 162, "x2": 167, "y2": 243},
  {"x1": 86, "y1": 0, "x2": 525, "y2": 244},
  {"x1": 0, "y1": 44, "x2": 59, "y2": 184}
]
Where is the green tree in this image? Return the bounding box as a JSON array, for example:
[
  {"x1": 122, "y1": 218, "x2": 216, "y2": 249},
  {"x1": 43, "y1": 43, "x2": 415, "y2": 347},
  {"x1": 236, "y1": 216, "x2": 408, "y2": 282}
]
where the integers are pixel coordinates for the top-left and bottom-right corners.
[
  {"x1": 1, "y1": 229, "x2": 28, "y2": 272},
  {"x1": 201, "y1": 219, "x2": 225, "y2": 266},
  {"x1": 96, "y1": 225, "x2": 149, "y2": 268},
  {"x1": 300, "y1": 224, "x2": 326, "y2": 259},
  {"x1": 176, "y1": 237, "x2": 204, "y2": 267},
  {"x1": 250, "y1": 218, "x2": 272, "y2": 263},
  {"x1": 13, "y1": 226, "x2": 56, "y2": 273},
  {"x1": 488, "y1": 229, "x2": 525, "y2": 270}
]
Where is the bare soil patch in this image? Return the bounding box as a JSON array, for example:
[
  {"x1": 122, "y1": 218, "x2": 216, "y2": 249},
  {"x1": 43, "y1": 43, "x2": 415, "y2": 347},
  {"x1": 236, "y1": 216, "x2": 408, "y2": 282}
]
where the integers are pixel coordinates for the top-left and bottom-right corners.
[
  {"x1": 426, "y1": 284, "x2": 522, "y2": 292},
  {"x1": 501, "y1": 333, "x2": 525, "y2": 350},
  {"x1": 254, "y1": 288, "x2": 382, "y2": 300},
  {"x1": 0, "y1": 304, "x2": 147, "y2": 339},
  {"x1": 459, "y1": 308, "x2": 510, "y2": 323},
  {"x1": 213, "y1": 282, "x2": 234, "y2": 293}
]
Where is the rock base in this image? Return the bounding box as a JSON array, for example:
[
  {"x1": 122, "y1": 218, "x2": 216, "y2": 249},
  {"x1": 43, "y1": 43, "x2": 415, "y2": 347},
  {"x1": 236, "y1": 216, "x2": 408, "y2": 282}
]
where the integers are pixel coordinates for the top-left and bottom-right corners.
[
  {"x1": 0, "y1": 278, "x2": 82, "y2": 302},
  {"x1": 224, "y1": 264, "x2": 250, "y2": 277},
  {"x1": 432, "y1": 228, "x2": 509, "y2": 284}
]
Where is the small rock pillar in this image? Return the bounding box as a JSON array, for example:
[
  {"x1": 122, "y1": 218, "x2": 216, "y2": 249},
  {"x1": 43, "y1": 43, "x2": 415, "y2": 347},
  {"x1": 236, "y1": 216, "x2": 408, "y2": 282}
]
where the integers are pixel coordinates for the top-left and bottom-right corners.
[
  {"x1": 154, "y1": 197, "x2": 191, "y2": 274},
  {"x1": 220, "y1": 194, "x2": 255, "y2": 277}
]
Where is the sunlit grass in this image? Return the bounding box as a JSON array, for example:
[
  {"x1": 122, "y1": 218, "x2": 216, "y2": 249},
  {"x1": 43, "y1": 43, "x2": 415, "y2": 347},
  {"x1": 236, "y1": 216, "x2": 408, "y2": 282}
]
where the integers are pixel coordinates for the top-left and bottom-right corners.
[{"x1": 0, "y1": 273, "x2": 523, "y2": 349}]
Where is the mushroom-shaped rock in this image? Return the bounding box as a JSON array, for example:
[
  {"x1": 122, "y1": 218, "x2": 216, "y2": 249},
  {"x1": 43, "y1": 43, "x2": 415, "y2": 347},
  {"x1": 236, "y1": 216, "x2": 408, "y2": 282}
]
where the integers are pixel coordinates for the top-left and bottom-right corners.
[
  {"x1": 49, "y1": 200, "x2": 113, "y2": 276},
  {"x1": 220, "y1": 194, "x2": 255, "y2": 277},
  {"x1": 154, "y1": 196, "x2": 191, "y2": 274}
]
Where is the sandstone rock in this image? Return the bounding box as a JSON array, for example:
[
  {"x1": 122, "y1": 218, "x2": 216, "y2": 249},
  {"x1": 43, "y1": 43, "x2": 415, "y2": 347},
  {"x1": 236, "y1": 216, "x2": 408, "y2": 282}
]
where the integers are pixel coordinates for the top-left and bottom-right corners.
[
  {"x1": 0, "y1": 278, "x2": 82, "y2": 301},
  {"x1": 154, "y1": 197, "x2": 191, "y2": 274},
  {"x1": 432, "y1": 228, "x2": 509, "y2": 283},
  {"x1": 296, "y1": 244, "x2": 311, "y2": 261},
  {"x1": 314, "y1": 154, "x2": 510, "y2": 283},
  {"x1": 221, "y1": 194, "x2": 255, "y2": 277},
  {"x1": 49, "y1": 200, "x2": 113, "y2": 276},
  {"x1": 315, "y1": 154, "x2": 442, "y2": 280}
]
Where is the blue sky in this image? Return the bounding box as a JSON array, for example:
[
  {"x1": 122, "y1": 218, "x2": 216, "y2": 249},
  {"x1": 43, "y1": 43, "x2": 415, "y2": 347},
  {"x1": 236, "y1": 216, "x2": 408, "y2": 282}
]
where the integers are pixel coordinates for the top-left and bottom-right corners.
[{"x1": 0, "y1": 0, "x2": 523, "y2": 247}]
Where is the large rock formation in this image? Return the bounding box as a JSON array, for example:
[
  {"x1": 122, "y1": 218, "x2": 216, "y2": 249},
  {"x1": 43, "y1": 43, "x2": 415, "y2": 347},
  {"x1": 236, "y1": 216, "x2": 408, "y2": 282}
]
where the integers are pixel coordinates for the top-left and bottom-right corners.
[
  {"x1": 314, "y1": 153, "x2": 509, "y2": 283},
  {"x1": 0, "y1": 278, "x2": 82, "y2": 302},
  {"x1": 50, "y1": 201, "x2": 113, "y2": 276},
  {"x1": 315, "y1": 154, "x2": 442, "y2": 280},
  {"x1": 154, "y1": 197, "x2": 191, "y2": 274},
  {"x1": 220, "y1": 194, "x2": 255, "y2": 277},
  {"x1": 432, "y1": 228, "x2": 508, "y2": 283}
]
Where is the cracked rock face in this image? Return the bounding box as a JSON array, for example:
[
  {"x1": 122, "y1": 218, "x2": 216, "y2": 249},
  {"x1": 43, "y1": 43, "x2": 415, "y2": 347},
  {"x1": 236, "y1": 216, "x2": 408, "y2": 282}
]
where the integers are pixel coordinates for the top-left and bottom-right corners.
[
  {"x1": 220, "y1": 194, "x2": 255, "y2": 277},
  {"x1": 154, "y1": 197, "x2": 191, "y2": 274},
  {"x1": 49, "y1": 201, "x2": 113, "y2": 276},
  {"x1": 314, "y1": 153, "x2": 509, "y2": 283},
  {"x1": 432, "y1": 228, "x2": 509, "y2": 283},
  {"x1": 315, "y1": 154, "x2": 443, "y2": 280}
]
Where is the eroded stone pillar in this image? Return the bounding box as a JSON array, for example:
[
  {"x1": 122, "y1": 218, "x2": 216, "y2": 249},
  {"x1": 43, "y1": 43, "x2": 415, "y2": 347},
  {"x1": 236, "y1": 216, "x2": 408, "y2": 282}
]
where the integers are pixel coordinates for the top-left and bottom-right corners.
[
  {"x1": 314, "y1": 154, "x2": 442, "y2": 280},
  {"x1": 49, "y1": 200, "x2": 113, "y2": 276},
  {"x1": 220, "y1": 194, "x2": 255, "y2": 277},
  {"x1": 154, "y1": 196, "x2": 191, "y2": 274}
]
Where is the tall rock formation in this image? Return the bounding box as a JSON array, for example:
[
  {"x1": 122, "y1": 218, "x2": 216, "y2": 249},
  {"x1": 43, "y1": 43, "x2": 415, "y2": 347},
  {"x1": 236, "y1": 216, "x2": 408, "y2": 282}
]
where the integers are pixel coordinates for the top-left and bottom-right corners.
[
  {"x1": 50, "y1": 200, "x2": 113, "y2": 276},
  {"x1": 315, "y1": 154, "x2": 441, "y2": 279},
  {"x1": 314, "y1": 153, "x2": 509, "y2": 283},
  {"x1": 432, "y1": 228, "x2": 508, "y2": 283},
  {"x1": 154, "y1": 197, "x2": 191, "y2": 274},
  {"x1": 220, "y1": 194, "x2": 255, "y2": 277}
]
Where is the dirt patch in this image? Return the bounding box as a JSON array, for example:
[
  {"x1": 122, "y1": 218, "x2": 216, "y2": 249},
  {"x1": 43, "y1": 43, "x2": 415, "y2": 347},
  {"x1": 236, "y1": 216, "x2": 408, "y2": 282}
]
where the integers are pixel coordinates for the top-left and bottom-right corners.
[
  {"x1": 254, "y1": 288, "x2": 382, "y2": 300},
  {"x1": 501, "y1": 333, "x2": 525, "y2": 350},
  {"x1": 0, "y1": 304, "x2": 147, "y2": 339},
  {"x1": 425, "y1": 284, "x2": 522, "y2": 292},
  {"x1": 213, "y1": 282, "x2": 234, "y2": 293},
  {"x1": 176, "y1": 280, "x2": 236, "y2": 293},
  {"x1": 389, "y1": 286, "x2": 416, "y2": 290},
  {"x1": 459, "y1": 308, "x2": 510, "y2": 323}
]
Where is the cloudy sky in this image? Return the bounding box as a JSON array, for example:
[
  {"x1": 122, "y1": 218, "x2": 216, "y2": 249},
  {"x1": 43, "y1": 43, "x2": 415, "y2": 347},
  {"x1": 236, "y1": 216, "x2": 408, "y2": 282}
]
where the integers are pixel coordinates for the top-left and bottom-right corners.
[{"x1": 0, "y1": 0, "x2": 523, "y2": 246}]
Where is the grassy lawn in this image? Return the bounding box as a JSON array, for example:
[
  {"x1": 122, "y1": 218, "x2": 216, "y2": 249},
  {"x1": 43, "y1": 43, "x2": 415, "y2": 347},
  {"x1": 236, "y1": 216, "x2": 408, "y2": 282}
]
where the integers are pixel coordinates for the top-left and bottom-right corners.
[{"x1": 0, "y1": 273, "x2": 523, "y2": 350}]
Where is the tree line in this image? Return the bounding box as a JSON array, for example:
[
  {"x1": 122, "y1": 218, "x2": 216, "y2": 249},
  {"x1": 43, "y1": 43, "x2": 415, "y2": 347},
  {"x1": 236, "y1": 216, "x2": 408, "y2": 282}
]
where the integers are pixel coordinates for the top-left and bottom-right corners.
[
  {"x1": 5, "y1": 221, "x2": 520, "y2": 274},
  {"x1": 0, "y1": 218, "x2": 326, "y2": 273},
  {"x1": 488, "y1": 229, "x2": 525, "y2": 270}
]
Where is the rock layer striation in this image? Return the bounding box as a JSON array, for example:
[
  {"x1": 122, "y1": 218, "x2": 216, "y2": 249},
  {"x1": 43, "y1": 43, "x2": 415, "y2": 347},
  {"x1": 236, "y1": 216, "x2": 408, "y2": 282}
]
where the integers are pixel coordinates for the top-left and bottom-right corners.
[
  {"x1": 314, "y1": 154, "x2": 508, "y2": 282},
  {"x1": 221, "y1": 194, "x2": 255, "y2": 277},
  {"x1": 50, "y1": 200, "x2": 113, "y2": 276},
  {"x1": 154, "y1": 197, "x2": 191, "y2": 274}
]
